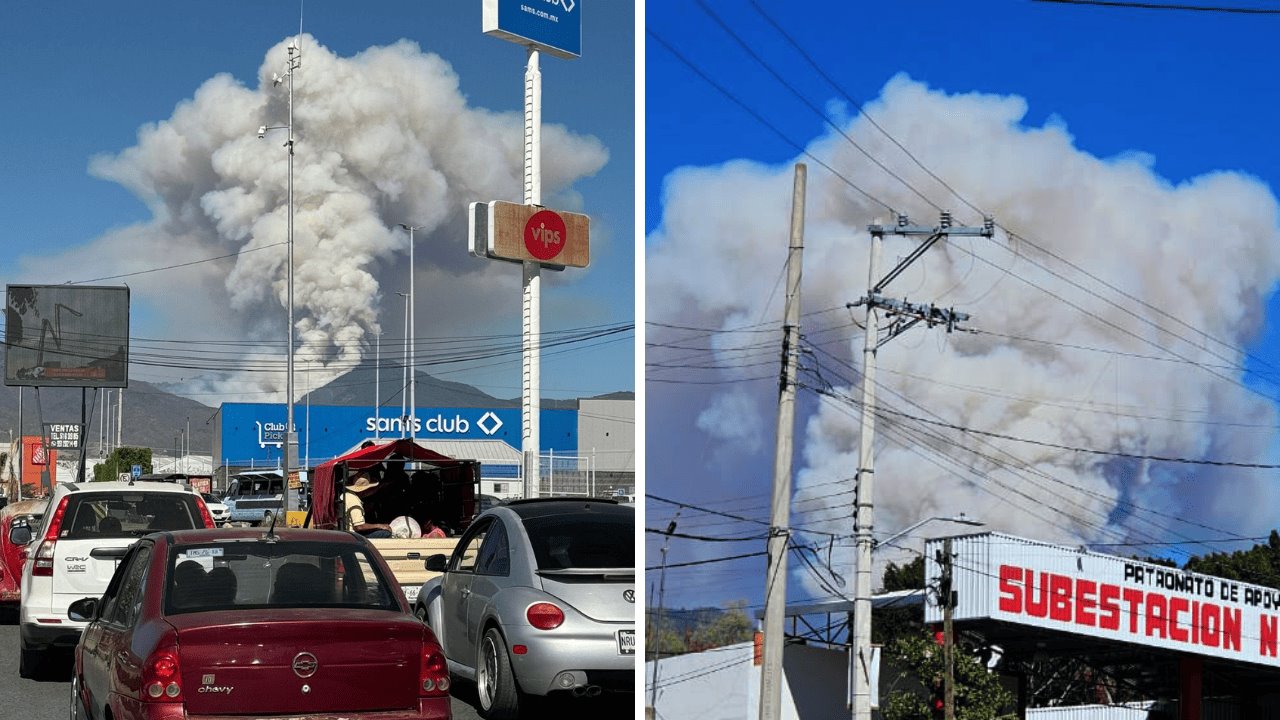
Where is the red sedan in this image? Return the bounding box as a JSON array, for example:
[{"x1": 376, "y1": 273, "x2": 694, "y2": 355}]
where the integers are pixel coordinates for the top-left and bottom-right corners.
[
  {"x1": 68, "y1": 527, "x2": 451, "y2": 720},
  {"x1": 0, "y1": 498, "x2": 47, "y2": 605}
]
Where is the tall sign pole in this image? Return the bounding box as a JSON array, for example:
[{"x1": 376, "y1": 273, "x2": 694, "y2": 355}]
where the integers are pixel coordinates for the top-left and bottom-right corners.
[
  {"x1": 522, "y1": 47, "x2": 542, "y2": 498},
  {"x1": 477, "y1": 0, "x2": 585, "y2": 501},
  {"x1": 758, "y1": 164, "x2": 806, "y2": 720}
]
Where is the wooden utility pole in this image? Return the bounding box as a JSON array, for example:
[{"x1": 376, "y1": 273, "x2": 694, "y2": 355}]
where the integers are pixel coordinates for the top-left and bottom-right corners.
[{"x1": 758, "y1": 163, "x2": 806, "y2": 720}]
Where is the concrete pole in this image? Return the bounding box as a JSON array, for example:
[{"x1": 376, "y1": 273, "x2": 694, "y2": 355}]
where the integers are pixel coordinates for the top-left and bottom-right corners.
[
  {"x1": 521, "y1": 47, "x2": 542, "y2": 499},
  {"x1": 759, "y1": 164, "x2": 806, "y2": 720},
  {"x1": 15, "y1": 388, "x2": 21, "y2": 499},
  {"x1": 851, "y1": 230, "x2": 883, "y2": 720},
  {"x1": 375, "y1": 332, "x2": 381, "y2": 440},
  {"x1": 117, "y1": 388, "x2": 123, "y2": 449},
  {"x1": 283, "y1": 38, "x2": 298, "y2": 516}
]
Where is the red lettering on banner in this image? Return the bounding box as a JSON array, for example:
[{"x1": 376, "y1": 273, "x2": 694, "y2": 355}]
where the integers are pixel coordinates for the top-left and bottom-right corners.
[
  {"x1": 998, "y1": 565, "x2": 1022, "y2": 613},
  {"x1": 1202, "y1": 604, "x2": 1220, "y2": 648},
  {"x1": 1050, "y1": 574, "x2": 1072, "y2": 622},
  {"x1": 1075, "y1": 579, "x2": 1097, "y2": 627},
  {"x1": 1098, "y1": 583, "x2": 1121, "y2": 630},
  {"x1": 1145, "y1": 593, "x2": 1168, "y2": 639},
  {"x1": 1262, "y1": 615, "x2": 1279, "y2": 658},
  {"x1": 1123, "y1": 588, "x2": 1144, "y2": 634},
  {"x1": 984, "y1": 564, "x2": 1249, "y2": 658},
  {"x1": 1223, "y1": 608, "x2": 1242, "y2": 652},
  {"x1": 1168, "y1": 597, "x2": 1189, "y2": 643},
  {"x1": 1026, "y1": 570, "x2": 1049, "y2": 618}
]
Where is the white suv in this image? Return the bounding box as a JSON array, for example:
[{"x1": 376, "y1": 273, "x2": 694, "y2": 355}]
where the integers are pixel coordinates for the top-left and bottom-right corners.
[{"x1": 13, "y1": 480, "x2": 214, "y2": 678}]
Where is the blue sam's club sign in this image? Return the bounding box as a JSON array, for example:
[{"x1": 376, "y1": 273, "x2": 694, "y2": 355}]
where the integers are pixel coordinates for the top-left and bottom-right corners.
[
  {"x1": 217, "y1": 403, "x2": 578, "y2": 467},
  {"x1": 483, "y1": 0, "x2": 581, "y2": 59}
]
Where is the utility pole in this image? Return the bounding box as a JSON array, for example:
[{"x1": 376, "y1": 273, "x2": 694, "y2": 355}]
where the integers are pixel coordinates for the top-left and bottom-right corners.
[
  {"x1": 849, "y1": 213, "x2": 993, "y2": 720},
  {"x1": 759, "y1": 163, "x2": 806, "y2": 720},
  {"x1": 941, "y1": 538, "x2": 956, "y2": 720},
  {"x1": 649, "y1": 513, "x2": 680, "y2": 718}
]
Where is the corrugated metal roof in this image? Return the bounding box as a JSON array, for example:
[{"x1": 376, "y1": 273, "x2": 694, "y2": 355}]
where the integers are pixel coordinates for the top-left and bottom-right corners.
[
  {"x1": 334, "y1": 438, "x2": 520, "y2": 463},
  {"x1": 410, "y1": 439, "x2": 521, "y2": 464}
]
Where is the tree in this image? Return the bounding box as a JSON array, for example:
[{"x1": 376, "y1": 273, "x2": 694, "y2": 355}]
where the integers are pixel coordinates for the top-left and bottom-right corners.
[
  {"x1": 881, "y1": 630, "x2": 1017, "y2": 720},
  {"x1": 93, "y1": 447, "x2": 153, "y2": 482},
  {"x1": 688, "y1": 601, "x2": 753, "y2": 651}
]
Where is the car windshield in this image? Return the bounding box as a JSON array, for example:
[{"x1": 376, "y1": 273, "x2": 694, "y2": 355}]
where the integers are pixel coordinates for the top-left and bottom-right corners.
[
  {"x1": 164, "y1": 540, "x2": 399, "y2": 615},
  {"x1": 59, "y1": 492, "x2": 203, "y2": 539},
  {"x1": 522, "y1": 511, "x2": 633, "y2": 570},
  {"x1": 201, "y1": 493, "x2": 221, "y2": 504}
]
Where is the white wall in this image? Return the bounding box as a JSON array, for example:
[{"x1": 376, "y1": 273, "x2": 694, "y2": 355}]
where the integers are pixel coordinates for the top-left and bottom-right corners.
[{"x1": 645, "y1": 641, "x2": 850, "y2": 720}]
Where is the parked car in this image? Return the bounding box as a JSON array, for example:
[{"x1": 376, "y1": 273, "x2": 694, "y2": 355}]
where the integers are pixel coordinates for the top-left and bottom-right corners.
[
  {"x1": 14, "y1": 480, "x2": 215, "y2": 678},
  {"x1": 0, "y1": 498, "x2": 48, "y2": 606},
  {"x1": 67, "y1": 527, "x2": 452, "y2": 720},
  {"x1": 415, "y1": 498, "x2": 635, "y2": 718},
  {"x1": 200, "y1": 492, "x2": 230, "y2": 525}
]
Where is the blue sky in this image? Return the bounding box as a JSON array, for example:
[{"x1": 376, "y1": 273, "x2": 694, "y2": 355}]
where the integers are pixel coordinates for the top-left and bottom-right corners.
[
  {"x1": 0, "y1": 1, "x2": 634, "y2": 403},
  {"x1": 646, "y1": 0, "x2": 1280, "y2": 611}
]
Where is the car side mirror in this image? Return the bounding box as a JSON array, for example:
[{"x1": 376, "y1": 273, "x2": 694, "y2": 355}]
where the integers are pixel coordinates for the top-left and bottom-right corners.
[
  {"x1": 67, "y1": 597, "x2": 99, "y2": 622},
  {"x1": 8, "y1": 524, "x2": 32, "y2": 546},
  {"x1": 424, "y1": 554, "x2": 448, "y2": 572}
]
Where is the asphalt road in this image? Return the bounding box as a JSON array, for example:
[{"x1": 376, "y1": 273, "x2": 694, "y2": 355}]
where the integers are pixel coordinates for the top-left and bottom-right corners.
[{"x1": 0, "y1": 609, "x2": 631, "y2": 719}]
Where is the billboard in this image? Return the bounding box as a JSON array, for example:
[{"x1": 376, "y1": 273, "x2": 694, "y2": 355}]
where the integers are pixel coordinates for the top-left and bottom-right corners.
[
  {"x1": 216, "y1": 403, "x2": 579, "y2": 467},
  {"x1": 926, "y1": 533, "x2": 1280, "y2": 669},
  {"x1": 482, "y1": 0, "x2": 581, "y2": 59},
  {"x1": 5, "y1": 285, "x2": 129, "y2": 388}
]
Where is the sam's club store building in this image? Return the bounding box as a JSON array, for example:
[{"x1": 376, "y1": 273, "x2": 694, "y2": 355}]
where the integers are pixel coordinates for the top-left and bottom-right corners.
[{"x1": 211, "y1": 399, "x2": 634, "y2": 498}]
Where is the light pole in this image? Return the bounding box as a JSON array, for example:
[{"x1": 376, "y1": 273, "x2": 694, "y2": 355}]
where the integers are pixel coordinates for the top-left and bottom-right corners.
[
  {"x1": 374, "y1": 331, "x2": 381, "y2": 441},
  {"x1": 398, "y1": 224, "x2": 422, "y2": 447},
  {"x1": 258, "y1": 35, "x2": 301, "y2": 516},
  {"x1": 396, "y1": 292, "x2": 410, "y2": 439},
  {"x1": 873, "y1": 514, "x2": 984, "y2": 554}
]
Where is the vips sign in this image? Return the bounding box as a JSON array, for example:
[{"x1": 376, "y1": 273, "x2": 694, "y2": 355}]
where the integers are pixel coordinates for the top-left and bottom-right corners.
[
  {"x1": 469, "y1": 201, "x2": 590, "y2": 268},
  {"x1": 926, "y1": 533, "x2": 1280, "y2": 668}
]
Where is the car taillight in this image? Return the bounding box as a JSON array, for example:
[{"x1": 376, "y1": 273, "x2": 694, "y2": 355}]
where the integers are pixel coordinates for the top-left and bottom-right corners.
[
  {"x1": 142, "y1": 646, "x2": 182, "y2": 701},
  {"x1": 194, "y1": 497, "x2": 215, "y2": 529},
  {"x1": 526, "y1": 602, "x2": 565, "y2": 630},
  {"x1": 419, "y1": 641, "x2": 450, "y2": 697},
  {"x1": 32, "y1": 496, "x2": 70, "y2": 577},
  {"x1": 32, "y1": 540, "x2": 56, "y2": 577}
]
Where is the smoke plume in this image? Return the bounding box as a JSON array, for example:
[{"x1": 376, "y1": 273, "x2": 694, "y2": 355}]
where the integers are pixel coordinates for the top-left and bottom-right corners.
[
  {"x1": 647, "y1": 74, "x2": 1280, "y2": 600},
  {"x1": 20, "y1": 35, "x2": 607, "y2": 397}
]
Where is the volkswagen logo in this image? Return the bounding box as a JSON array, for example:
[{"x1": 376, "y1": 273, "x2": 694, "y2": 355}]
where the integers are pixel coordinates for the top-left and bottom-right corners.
[
  {"x1": 623, "y1": 589, "x2": 635, "y2": 604},
  {"x1": 292, "y1": 652, "x2": 318, "y2": 678}
]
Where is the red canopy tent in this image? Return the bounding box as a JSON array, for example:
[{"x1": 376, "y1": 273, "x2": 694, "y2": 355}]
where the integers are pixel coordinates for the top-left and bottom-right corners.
[{"x1": 309, "y1": 438, "x2": 477, "y2": 531}]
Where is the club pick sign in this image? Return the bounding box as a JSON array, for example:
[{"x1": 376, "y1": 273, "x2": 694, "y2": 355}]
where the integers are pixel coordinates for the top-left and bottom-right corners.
[{"x1": 469, "y1": 200, "x2": 590, "y2": 268}]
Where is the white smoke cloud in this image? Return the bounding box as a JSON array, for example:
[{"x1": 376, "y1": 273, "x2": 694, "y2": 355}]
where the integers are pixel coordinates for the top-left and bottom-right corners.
[
  {"x1": 648, "y1": 74, "x2": 1280, "y2": 600},
  {"x1": 20, "y1": 35, "x2": 607, "y2": 397}
]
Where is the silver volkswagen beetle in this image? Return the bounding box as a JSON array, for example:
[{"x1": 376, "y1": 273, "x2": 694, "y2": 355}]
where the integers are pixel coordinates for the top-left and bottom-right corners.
[{"x1": 415, "y1": 498, "x2": 634, "y2": 718}]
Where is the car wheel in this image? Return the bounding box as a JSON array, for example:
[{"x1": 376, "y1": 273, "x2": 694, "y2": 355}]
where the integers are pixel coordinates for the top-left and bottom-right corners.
[{"x1": 476, "y1": 627, "x2": 521, "y2": 719}]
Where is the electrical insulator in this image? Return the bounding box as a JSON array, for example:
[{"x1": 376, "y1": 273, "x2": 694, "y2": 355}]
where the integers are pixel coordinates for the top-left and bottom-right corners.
[{"x1": 939, "y1": 211, "x2": 952, "y2": 228}]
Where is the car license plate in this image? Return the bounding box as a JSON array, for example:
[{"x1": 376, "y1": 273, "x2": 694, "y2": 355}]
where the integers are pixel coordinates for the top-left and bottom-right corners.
[
  {"x1": 617, "y1": 629, "x2": 635, "y2": 655},
  {"x1": 403, "y1": 585, "x2": 420, "y2": 603}
]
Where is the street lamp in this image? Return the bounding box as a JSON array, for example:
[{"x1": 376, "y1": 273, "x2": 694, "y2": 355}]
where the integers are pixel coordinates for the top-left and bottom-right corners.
[
  {"x1": 258, "y1": 37, "x2": 301, "y2": 517},
  {"x1": 396, "y1": 292, "x2": 410, "y2": 439},
  {"x1": 873, "y1": 514, "x2": 984, "y2": 554},
  {"x1": 398, "y1": 224, "x2": 423, "y2": 448}
]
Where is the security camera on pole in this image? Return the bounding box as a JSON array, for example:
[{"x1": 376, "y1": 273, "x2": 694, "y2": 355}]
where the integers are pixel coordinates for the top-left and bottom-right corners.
[{"x1": 472, "y1": 0, "x2": 586, "y2": 500}]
